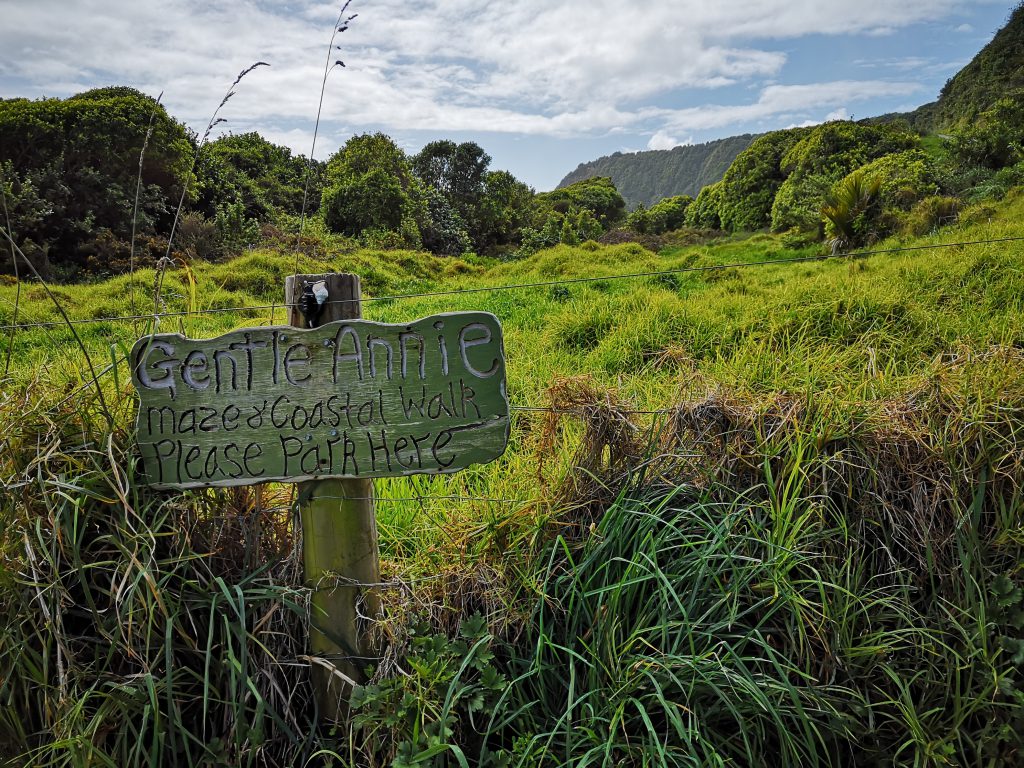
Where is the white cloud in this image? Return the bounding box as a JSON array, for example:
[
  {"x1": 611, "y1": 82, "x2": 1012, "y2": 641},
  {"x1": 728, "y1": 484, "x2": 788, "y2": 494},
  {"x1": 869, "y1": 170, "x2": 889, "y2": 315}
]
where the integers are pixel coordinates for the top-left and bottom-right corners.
[
  {"x1": 646, "y1": 130, "x2": 693, "y2": 150},
  {"x1": 955, "y1": 23, "x2": 974, "y2": 33},
  {"x1": 658, "y1": 80, "x2": 921, "y2": 132},
  {"x1": 786, "y1": 106, "x2": 850, "y2": 128},
  {"x1": 0, "y1": 0, "x2": 980, "y2": 154}
]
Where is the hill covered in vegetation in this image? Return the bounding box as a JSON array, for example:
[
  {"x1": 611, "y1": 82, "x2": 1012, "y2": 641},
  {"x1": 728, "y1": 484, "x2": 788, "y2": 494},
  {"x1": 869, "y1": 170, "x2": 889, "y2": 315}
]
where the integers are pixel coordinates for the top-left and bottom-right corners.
[
  {"x1": 559, "y1": 4, "x2": 1024, "y2": 215},
  {"x1": 607, "y1": 3, "x2": 1024, "y2": 252},
  {"x1": 556, "y1": 134, "x2": 756, "y2": 208}
]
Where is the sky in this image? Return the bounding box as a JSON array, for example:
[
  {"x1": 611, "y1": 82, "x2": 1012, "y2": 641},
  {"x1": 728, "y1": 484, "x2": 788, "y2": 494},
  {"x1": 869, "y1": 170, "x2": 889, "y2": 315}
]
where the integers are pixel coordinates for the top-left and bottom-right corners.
[{"x1": 0, "y1": 0, "x2": 1016, "y2": 191}]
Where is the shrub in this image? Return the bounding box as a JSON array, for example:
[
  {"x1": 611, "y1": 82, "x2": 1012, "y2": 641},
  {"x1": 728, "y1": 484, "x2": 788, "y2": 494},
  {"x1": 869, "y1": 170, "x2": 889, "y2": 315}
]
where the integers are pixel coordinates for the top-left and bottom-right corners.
[
  {"x1": 901, "y1": 195, "x2": 961, "y2": 236},
  {"x1": 321, "y1": 133, "x2": 426, "y2": 247},
  {"x1": 770, "y1": 172, "x2": 831, "y2": 234},
  {"x1": 781, "y1": 121, "x2": 918, "y2": 178},
  {"x1": 859, "y1": 149, "x2": 940, "y2": 210},
  {"x1": 214, "y1": 200, "x2": 260, "y2": 257},
  {"x1": 949, "y1": 94, "x2": 1024, "y2": 170},
  {"x1": 720, "y1": 129, "x2": 808, "y2": 231},
  {"x1": 685, "y1": 181, "x2": 723, "y2": 229},
  {"x1": 537, "y1": 176, "x2": 626, "y2": 229},
  {"x1": 626, "y1": 195, "x2": 692, "y2": 235},
  {"x1": 420, "y1": 186, "x2": 472, "y2": 256},
  {"x1": 821, "y1": 169, "x2": 882, "y2": 249}
]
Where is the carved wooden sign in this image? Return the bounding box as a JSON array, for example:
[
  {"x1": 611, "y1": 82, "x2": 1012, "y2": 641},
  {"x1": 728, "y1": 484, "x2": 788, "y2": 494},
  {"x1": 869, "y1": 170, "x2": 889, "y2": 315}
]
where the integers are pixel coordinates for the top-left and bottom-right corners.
[{"x1": 130, "y1": 312, "x2": 509, "y2": 489}]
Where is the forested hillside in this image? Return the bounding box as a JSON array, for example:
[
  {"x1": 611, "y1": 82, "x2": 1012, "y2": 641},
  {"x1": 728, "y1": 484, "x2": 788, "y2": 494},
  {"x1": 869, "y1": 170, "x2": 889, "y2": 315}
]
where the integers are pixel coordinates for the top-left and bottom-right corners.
[
  {"x1": 556, "y1": 134, "x2": 756, "y2": 208},
  {"x1": 619, "y1": 3, "x2": 1024, "y2": 248}
]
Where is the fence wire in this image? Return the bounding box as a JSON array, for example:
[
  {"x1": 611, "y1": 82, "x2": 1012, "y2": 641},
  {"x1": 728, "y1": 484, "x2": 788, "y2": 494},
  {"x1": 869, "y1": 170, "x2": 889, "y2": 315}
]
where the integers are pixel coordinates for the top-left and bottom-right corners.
[{"x1": 3, "y1": 234, "x2": 1023, "y2": 333}]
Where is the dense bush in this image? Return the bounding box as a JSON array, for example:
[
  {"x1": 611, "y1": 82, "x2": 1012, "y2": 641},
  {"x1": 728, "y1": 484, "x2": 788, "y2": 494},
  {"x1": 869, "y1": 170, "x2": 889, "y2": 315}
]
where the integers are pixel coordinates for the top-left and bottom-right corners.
[
  {"x1": 321, "y1": 132, "x2": 426, "y2": 248},
  {"x1": 626, "y1": 195, "x2": 692, "y2": 234},
  {"x1": 780, "y1": 121, "x2": 919, "y2": 179},
  {"x1": 0, "y1": 88, "x2": 193, "y2": 277},
  {"x1": 949, "y1": 94, "x2": 1024, "y2": 171},
  {"x1": 811, "y1": 150, "x2": 945, "y2": 243},
  {"x1": 537, "y1": 176, "x2": 626, "y2": 229},
  {"x1": 685, "y1": 181, "x2": 723, "y2": 229},
  {"x1": 760, "y1": 122, "x2": 921, "y2": 236},
  {"x1": 858, "y1": 149, "x2": 940, "y2": 210},
  {"x1": 195, "y1": 131, "x2": 318, "y2": 224},
  {"x1": 720, "y1": 129, "x2": 808, "y2": 231},
  {"x1": 770, "y1": 172, "x2": 831, "y2": 234}
]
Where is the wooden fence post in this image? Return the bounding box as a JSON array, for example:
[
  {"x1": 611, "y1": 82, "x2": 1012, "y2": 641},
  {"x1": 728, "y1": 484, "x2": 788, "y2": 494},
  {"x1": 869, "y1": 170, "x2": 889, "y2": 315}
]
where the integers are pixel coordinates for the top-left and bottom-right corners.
[{"x1": 285, "y1": 272, "x2": 380, "y2": 722}]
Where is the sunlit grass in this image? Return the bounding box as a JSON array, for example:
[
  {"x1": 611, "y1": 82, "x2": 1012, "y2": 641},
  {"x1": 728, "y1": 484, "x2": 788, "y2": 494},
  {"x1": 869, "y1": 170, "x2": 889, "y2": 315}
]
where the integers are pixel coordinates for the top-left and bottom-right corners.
[{"x1": 2, "y1": 189, "x2": 1024, "y2": 765}]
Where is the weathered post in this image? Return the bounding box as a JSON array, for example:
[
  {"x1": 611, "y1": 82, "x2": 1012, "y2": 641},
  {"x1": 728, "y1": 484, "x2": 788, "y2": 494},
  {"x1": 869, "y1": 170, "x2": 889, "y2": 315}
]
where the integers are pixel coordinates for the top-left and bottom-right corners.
[
  {"x1": 128, "y1": 275, "x2": 510, "y2": 724},
  {"x1": 285, "y1": 272, "x2": 379, "y2": 721}
]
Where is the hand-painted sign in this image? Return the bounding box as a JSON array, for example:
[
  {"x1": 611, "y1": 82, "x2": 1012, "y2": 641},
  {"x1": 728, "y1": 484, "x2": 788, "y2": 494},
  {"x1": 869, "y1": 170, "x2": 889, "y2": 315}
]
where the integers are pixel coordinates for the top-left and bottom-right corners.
[{"x1": 130, "y1": 312, "x2": 509, "y2": 489}]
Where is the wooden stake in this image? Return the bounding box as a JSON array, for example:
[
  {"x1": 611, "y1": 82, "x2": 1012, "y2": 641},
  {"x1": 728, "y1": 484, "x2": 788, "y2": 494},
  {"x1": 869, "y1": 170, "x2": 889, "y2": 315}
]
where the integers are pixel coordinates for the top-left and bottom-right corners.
[{"x1": 285, "y1": 272, "x2": 380, "y2": 722}]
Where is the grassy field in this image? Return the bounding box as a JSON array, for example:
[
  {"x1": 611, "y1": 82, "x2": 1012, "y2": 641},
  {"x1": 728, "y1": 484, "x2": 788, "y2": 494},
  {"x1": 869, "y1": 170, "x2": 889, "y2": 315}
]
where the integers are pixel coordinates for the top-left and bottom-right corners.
[{"x1": 2, "y1": 191, "x2": 1024, "y2": 765}]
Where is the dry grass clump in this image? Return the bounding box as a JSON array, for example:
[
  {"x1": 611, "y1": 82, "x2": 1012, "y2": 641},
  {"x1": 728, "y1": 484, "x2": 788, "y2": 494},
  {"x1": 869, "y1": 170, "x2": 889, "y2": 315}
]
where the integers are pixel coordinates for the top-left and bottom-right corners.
[
  {"x1": 539, "y1": 345, "x2": 1024, "y2": 583},
  {"x1": 537, "y1": 376, "x2": 642, "y2": 513}
]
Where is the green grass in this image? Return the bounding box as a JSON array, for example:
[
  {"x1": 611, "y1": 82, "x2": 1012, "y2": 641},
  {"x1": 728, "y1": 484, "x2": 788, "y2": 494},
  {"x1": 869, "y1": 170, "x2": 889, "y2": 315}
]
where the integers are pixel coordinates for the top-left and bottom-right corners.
[{"x1": 2, "y1": 190, "x2": 1024, "y2": 765}]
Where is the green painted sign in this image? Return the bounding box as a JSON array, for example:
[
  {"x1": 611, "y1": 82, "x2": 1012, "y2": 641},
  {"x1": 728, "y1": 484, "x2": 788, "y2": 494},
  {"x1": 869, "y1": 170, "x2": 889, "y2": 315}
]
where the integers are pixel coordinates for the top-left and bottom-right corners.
[{"x1": 130, "y1": 312, "x2": 509, "y2": 489}]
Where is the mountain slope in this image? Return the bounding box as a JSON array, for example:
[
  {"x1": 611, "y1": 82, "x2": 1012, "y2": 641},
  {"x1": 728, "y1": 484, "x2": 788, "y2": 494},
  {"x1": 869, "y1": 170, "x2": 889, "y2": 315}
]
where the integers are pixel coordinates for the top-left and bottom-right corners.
[
  {"x1": 564, "y1": 4, "x2": 1024, "y2": 207},
  {"x1": 912, "y1": 3, "x2": 1024, "y2": 129},
  {"x1": 557, "y1": 134, "x2": 756, "y2": 209}
]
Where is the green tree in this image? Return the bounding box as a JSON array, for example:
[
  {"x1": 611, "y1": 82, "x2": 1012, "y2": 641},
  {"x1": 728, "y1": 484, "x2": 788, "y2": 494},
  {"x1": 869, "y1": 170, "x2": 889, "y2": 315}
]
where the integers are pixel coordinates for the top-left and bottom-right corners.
[
  {"x1": 770, "y1": 173, "x2": 832, "y2": 233},
  {"x1": 0, "y1": 87, "x2": 192, "y2": 275},
  {"x1": 197, "y1": 132, "x2": 317, "y2": 222},
  {"x1": 625, "y1": 203, "x2": 651, "y2": 234},
  {"x1": 781, "y1": 121, "x2": 918, "y2": 179},
  {"x1": 685, "y1": 182, "x2": 724, "y2": 229},
  {"x1": 412, "y1": 141, "x2": 489, "y2": 214},
  {"x1": 537, "y1": 177, "x2": 626, "y2": 229},
  {"x1": 474, "y1": 170, "x2": 534, "y2": 252},
  {"x1": 321, "y1": 133, "x2": 426, "y2": 248},
  {"x1": 626, "y1": 195, "x2": 693, "y2": 234},
  {"x1": 420, "y1": 186, "x2": 471, "y2": 256},
  {"x1": 720, "y1": 129, "x2": 808, "y2": 231}
]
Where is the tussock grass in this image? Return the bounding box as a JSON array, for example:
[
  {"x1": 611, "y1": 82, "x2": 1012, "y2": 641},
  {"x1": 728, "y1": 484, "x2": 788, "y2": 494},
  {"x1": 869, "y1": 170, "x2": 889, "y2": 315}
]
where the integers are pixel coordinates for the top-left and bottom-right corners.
[{"x1": 2, "y1": 190, "x2": 1024, "y2": 764}]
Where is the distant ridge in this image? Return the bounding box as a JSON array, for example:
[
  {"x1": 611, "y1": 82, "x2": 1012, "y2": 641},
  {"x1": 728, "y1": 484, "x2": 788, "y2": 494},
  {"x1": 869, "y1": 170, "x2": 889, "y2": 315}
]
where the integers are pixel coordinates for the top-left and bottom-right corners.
[{"x1": 557, "y1": 134, "x2": 756, "y2": 209}]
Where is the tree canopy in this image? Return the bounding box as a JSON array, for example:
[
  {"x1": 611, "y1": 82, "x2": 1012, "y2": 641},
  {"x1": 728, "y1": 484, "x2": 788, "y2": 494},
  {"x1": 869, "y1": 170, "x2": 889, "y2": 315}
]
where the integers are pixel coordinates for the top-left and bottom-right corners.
[{"x1": 0, "y1": 87, "x2": 193, "y2": 277}]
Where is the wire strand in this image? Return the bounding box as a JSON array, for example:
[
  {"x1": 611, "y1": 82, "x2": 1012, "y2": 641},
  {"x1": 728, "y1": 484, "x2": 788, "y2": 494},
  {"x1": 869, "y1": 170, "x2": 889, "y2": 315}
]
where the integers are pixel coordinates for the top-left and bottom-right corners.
[{"x1": 3, "y1": 234, "x2": 1022, "y2": 332}]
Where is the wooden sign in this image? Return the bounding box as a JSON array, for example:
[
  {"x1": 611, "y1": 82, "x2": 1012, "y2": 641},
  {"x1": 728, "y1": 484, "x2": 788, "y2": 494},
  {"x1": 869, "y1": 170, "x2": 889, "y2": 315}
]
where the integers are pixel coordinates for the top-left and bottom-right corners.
[{"x1": 130, "y1": 312, "x2": 509, "y2": 489}]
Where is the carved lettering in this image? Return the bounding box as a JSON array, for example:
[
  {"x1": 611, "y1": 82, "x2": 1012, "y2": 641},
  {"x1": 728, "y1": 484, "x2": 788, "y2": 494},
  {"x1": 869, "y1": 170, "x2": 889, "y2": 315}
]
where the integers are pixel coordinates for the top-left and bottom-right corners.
[{"x1": 130, "y1": 313, "x2": 508, "y2": 488}]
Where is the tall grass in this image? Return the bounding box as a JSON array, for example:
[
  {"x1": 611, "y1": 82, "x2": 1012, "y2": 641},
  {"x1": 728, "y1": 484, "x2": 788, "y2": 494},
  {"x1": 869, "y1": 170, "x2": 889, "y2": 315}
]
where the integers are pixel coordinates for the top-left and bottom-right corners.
[{"x1": 2, "y1": 190, "x2": 1024, "y2": 765}]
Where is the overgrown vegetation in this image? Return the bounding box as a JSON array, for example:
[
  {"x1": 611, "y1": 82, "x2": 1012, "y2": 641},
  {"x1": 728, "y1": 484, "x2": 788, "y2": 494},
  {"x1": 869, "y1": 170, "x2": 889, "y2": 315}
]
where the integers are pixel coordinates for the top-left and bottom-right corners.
[
  {"x1": 4, "y1": 184, "x2": 1024, "y2": 765},
  {"x1": 4, "y1": 5, "x2": 1024, "y2": 766}
]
